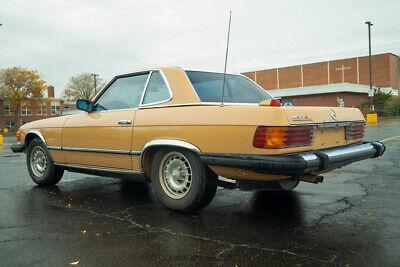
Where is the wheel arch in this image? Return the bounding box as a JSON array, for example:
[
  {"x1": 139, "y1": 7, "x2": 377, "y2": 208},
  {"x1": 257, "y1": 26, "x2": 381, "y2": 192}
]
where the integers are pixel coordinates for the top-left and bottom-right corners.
[
  {"x1": 24, "y1": 130, "x2": 56, "y2": 162},
  {"x1": 25, "y1": 130, "x2": 46, "y2": 147},
  {"x1": 140, "y1": 139, "x2": 200, "y2": 178}
]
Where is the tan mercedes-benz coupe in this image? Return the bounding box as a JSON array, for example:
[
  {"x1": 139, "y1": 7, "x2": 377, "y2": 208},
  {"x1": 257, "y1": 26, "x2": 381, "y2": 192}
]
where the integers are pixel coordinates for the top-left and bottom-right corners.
[{"x1": 11, "y1": 67, "x2": 385, "y2": 212}]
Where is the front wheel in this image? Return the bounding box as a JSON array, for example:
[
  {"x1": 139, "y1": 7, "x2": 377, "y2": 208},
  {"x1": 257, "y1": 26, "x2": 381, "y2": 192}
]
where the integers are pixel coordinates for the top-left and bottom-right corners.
[
  {"x1": 27, "y1": 138, "x2": 64, "y2": 186},
  {"x1": 150, "y1": 148, "x2": 217, "y2": 212}
]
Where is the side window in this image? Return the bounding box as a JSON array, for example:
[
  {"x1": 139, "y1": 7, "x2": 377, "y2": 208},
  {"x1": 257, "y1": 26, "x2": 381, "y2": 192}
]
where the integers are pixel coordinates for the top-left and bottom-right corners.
[
  {"x1": 142, "y1": 72, "x2": 171, "y2": 105},
  {"x1": 94, "y1": 73, "x2": 149, "y2": 111}
]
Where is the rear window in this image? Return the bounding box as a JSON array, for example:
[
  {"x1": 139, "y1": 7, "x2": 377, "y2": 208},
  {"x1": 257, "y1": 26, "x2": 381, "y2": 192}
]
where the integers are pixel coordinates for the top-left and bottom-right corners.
[{"x1": 186, "y1": 71, "x2": 272, "y2": 103}]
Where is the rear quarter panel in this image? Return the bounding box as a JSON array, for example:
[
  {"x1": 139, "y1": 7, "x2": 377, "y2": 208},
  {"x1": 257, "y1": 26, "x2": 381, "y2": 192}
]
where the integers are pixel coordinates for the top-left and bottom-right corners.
[
  {"x1": 133, "y1": 105, "x2": 293, "y2": 155},
  {"x1": 133, "y1": 105, "x2": 365, "y2": 155}
]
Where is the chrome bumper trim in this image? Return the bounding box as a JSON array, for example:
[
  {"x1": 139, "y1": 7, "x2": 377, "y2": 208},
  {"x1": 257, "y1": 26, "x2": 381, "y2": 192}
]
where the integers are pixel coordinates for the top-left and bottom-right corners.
[{"x1": 200, "y1": 141, "x2": 385, "y2": 176}]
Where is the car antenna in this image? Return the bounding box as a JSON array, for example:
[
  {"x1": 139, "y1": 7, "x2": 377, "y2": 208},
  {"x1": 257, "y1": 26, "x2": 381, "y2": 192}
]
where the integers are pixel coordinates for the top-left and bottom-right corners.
[{"x1": 221, "y1": 11, "x2": 232, "y2": 107}]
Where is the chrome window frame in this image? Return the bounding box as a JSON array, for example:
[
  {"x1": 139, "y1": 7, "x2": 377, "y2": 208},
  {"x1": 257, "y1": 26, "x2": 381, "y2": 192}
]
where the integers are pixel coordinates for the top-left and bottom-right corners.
[
  {"x1": 139, "y1": 70, "x2": 173, "y2": 107},
  {"x1": 90, "y1": 71, "x2": 150, "y2": 113},
  {"x1": 138, "y1": 71, "x2": 153, "y2": 107},
  {"x1": 138, "y1": 102, "x2": 260, "y2": 110},
  {"x1": 184, "y1": 70, "x2": 275, "y2": 103},
  {"x1": 89, "y1": 69, "x2": 173, "y2": 113},
  {"x1": 183, "y1": 69, "x2": 202, "y2": 102}
]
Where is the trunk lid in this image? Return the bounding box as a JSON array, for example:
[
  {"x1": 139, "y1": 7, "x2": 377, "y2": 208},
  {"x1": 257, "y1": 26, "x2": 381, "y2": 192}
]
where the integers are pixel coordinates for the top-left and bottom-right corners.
[{"x1": 279, "y1": 106, "x2": 365, "y2": 149}]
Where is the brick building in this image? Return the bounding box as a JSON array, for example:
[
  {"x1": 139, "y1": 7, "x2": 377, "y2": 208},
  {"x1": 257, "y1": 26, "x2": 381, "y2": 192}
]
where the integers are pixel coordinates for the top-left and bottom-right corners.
[
  {"x1": 0, "y1": 86, "x2": 77, "y2": 132},
  {"x1": 242, "y1": 53, "x2": 399, "y2": 111}
]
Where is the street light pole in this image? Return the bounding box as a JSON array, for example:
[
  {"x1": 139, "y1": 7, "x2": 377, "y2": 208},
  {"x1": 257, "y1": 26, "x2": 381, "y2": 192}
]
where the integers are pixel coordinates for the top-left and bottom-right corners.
[
  {"x1": 1, "y1": 24, "x2": 4, "y2": 133},
  {"x1": 365, "y1": 21, "x2": 373, "y2": 112},
  {"x1": 91, "y1": 74, "x2": 99, "y2": 96}
]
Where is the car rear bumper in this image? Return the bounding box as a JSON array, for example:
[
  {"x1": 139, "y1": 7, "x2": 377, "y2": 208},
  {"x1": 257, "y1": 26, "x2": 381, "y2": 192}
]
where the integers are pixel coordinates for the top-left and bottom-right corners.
[
  {"x1": 11, "y1": 143, "x2": 25, "y2": 153},
  {"x1": 199, "y1": 141, "x2": 385, "y2": 176}
]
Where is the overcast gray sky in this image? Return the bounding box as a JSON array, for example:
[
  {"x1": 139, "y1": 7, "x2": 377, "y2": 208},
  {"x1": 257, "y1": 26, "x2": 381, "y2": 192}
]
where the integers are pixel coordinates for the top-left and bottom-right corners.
[{"x1": 1, "y1": 0, "x2": 399, "y2": 97}]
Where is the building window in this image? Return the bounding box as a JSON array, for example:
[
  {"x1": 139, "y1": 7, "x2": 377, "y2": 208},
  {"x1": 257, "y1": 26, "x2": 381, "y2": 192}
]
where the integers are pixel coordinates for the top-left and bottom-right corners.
[
  {"x1": 51, "y1": 105, "x2": 61, "y2": 115},
  {"x1": 37, "y1": 105, "x2": 47, "y2": 115},
  {"x1": 4, "y1": 106, "x2": 13, "y2": 116},
  {"x1": 64, "y1": 106, "x2": 70, "y2": 111},
  {"x1": 21, "y1": 105, "x2": 32, "y2": 116},
  {"x1": 5, "y1": 122, "x2": 15, "y2": 131}
]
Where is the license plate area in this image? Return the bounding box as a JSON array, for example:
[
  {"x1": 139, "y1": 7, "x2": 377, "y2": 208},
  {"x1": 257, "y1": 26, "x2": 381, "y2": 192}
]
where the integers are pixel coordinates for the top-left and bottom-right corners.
[{"x1": 314, "y1": 127, "x2": 346, "y2": 149}]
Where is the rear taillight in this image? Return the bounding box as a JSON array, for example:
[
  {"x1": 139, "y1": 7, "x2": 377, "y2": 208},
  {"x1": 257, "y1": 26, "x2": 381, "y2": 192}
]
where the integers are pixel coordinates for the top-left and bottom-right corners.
[
  {"x1": 345, "y1": 121, "x2": 365, "y2": 140},
  {"x1": 253, "y1": 126, "x2": 314, "y2": 149},
  {"x1": 270, "y1": 99, "x2": 281, "y2": 107}
]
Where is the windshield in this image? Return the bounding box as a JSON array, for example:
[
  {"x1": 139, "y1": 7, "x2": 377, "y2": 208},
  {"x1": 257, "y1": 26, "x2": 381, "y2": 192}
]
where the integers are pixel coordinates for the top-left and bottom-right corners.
[{"x1": 186, "y1": 71, "x2": 273, "y2": 103}]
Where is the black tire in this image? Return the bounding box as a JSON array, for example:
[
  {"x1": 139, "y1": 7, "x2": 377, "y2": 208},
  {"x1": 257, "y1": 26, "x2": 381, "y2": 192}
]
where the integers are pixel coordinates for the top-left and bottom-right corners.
[
  {"x1": 150, "y1": 148, "x2": 217, "y2": 212},
  {"x1": 27, "y1": 138, "x2": 64, "y2": 186}
]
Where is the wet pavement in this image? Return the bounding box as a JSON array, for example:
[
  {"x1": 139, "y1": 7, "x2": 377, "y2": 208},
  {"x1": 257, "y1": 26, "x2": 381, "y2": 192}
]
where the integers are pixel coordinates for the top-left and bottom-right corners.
[{"x1": 0, "y1": 119, "x2": 399, "y2": 266}]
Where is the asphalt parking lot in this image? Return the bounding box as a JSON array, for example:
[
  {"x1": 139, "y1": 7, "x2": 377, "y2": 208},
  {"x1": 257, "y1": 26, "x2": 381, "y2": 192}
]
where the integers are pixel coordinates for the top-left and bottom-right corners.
[{"x1": 0, "y1": 119, "x2": 399, "y2": 266}]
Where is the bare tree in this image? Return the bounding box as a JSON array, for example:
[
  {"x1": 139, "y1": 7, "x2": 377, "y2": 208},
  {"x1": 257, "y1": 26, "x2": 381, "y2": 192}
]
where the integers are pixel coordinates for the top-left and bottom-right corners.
[{"x1": 62, "y1": 73, "x2": 105, "y2": 101}]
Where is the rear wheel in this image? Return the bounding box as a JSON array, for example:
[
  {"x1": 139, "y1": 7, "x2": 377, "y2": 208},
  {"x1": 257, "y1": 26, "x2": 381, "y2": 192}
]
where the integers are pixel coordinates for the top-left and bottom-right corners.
[
  {"x1": 151, "y1": 148, "x2": 217, "y2": 212},
  {"x1": 27, "y1": 138, "x2": 64, "y2": 186}
]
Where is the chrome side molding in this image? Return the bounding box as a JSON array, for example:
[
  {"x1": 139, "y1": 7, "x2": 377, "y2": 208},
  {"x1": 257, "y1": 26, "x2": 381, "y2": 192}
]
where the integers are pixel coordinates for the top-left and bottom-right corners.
[
  {"x1": 47, "y1": 146, "x2": 141, "y2": 155},
  {"x1": 60, "y1": 147, "x2": 132, "y2": 154},
  {"x1": 47, "y1": 146, "x2": 62, "y2": 150}
]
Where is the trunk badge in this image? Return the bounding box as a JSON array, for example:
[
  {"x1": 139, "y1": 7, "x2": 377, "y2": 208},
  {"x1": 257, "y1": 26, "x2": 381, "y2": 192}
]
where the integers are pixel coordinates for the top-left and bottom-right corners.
[
  {"x1": 292, "y1": 115, "x2": 312, "y2": 121},
  {"x1": 329, "y1": 109, "x2": 338, "y2": 120}
]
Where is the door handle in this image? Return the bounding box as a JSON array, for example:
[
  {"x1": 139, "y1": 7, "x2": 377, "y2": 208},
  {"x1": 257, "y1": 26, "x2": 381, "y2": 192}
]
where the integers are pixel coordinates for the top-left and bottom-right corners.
[{"x1": 118, "y1": 120, "x2": 132, "y2": 125}]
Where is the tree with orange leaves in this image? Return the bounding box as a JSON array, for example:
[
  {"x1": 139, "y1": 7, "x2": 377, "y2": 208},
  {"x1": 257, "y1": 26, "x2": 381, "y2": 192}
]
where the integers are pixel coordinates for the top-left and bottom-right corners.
[{"x1": 0, "y1": 67, "x2": 47, "y2": 129}]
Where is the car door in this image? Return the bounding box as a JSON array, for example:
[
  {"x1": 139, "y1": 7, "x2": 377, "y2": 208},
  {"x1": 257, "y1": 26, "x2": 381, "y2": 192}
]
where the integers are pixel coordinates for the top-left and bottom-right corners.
[{"x1": 62, "y1": 72, "x2": 150, "y2": 170}]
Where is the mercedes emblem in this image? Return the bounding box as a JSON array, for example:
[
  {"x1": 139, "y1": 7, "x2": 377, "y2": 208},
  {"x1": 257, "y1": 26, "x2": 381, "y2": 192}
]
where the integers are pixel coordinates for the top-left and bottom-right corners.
[{"x1": 329, "y1": 109, "x2": 338, "y2": 120}]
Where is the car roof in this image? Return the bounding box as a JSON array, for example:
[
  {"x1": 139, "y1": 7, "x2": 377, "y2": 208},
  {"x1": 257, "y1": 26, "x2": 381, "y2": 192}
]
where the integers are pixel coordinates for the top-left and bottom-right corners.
[{"x1": 97, "y1": 67, "x2": 253, "y2": 108}]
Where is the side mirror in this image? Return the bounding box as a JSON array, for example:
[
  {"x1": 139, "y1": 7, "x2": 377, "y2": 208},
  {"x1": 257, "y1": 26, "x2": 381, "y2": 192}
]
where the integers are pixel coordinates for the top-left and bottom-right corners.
[{"x1": 76, "y1": 99, "x2": 91, "y2": 112}]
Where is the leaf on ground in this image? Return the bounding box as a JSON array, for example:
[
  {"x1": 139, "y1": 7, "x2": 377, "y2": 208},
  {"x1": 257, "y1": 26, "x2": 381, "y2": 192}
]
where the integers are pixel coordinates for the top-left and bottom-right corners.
[
  {"x1": 366, "y1": 213, "x2": 373, "y2": 216},
  {"x1": 67, "y1": 204, "x2": 71, "y2": 208},
  {"x1": 82, "y1": 230, "x2": 87, "y2": 234},
  {"x1": 70, "y1": 261, "x2": 80, "y2": 265},
  {"x1": 96, "y1": 233, "x2": 100, "y2": 236}
]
